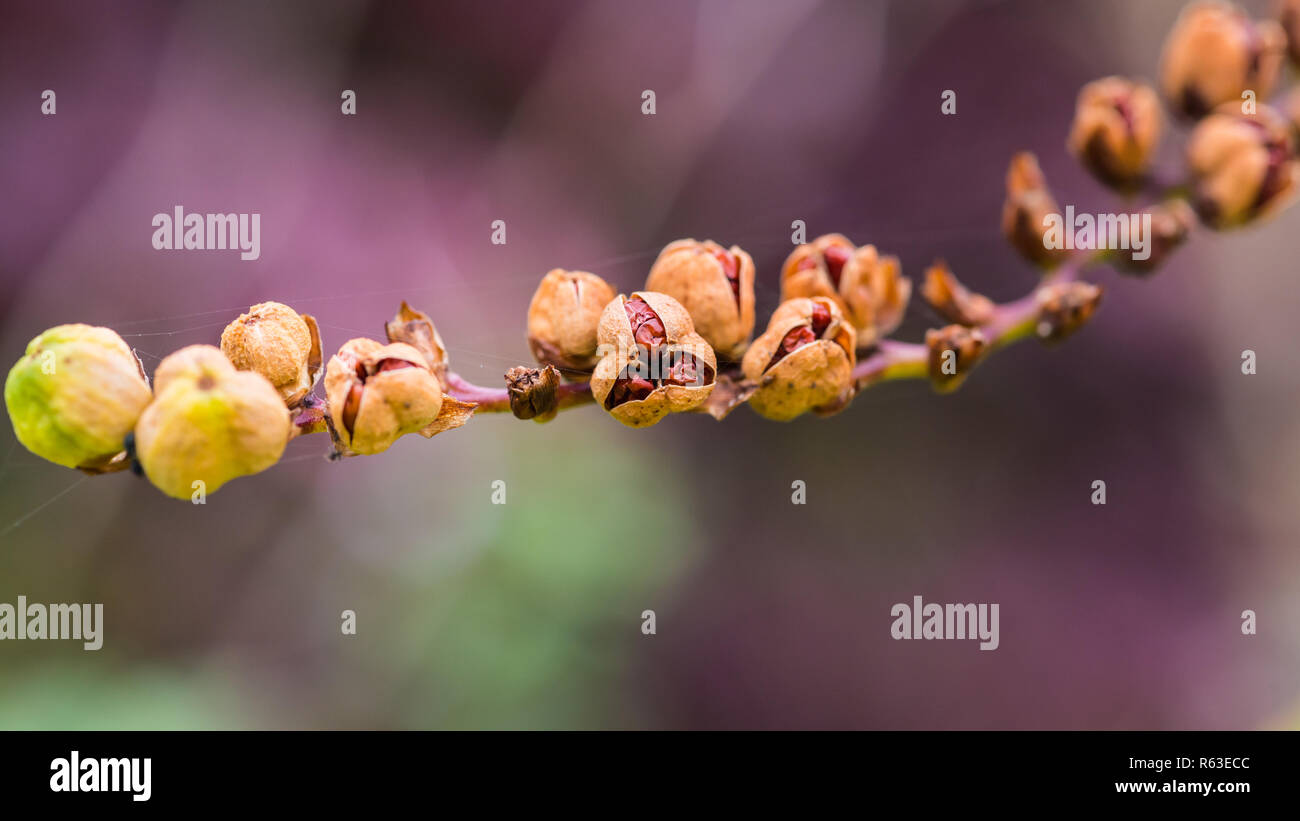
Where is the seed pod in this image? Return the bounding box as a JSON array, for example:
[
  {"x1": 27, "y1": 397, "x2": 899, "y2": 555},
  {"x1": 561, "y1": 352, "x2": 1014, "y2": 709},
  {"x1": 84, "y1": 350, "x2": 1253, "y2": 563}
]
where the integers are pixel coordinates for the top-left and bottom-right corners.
[
  {"x1": 925, "y1": 324, "x2": 987, "y2": 394},
  {"x1": 220, "y1": 301, "x2": 322, "y2": 407},
  {"x1": 741, "y1": 297, "x2": 856, "y2": 421},
  {"x1": 921, "y1": 261, "x2": 995, "y2": 326},
  {"x1": 1116, "y1": 199, "x2": 1197, "y2": 274},
  {"x1": 1067, "y1": 77, "x2": 1163, "y2": 189},
  {"x1": 1035, "y1": 282, "x2": 1104, "y2": 344},
  {"x1": 4, "y1": 324, "x2": 151, "y2": 469},
  {"x1": 1001, "y1": 152, "x2": 1069, "y2": 269},
  {"x1": 1186, "y1": 103, "x2": 1300, "y2": 228},
  {"x1": 324, "y1": 338, "x2": 444, "y2": 455},
  {"x1": 526, "y1": 269, "x2": 616, "y2": 375},
  {"x1": 134, "y1": 345, "x2": 289, "y2": 498},
  {"x1": 644, "y1": 239, "x2": 755, "y2": 358},
  {"x1": 780, "y1": 235, "x2": 910, "y2": 347},
  {"x1": 590, "y1": 291, "x2": 717, "y2": 428},
  {"x1": 1160, "y1": 2, "x2": 1286, "y2": 119}
]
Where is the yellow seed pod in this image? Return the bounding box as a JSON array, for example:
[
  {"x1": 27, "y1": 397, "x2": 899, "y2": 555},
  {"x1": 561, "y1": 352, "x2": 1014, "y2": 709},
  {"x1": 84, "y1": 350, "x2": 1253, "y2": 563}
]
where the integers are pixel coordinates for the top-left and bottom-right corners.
[
  {"x1": 134, "y1": 345, "x2": 290, "y2": 498},
  {"x1": 644, "y1": 239, "x2": 755, "y2": 359},
  {"x1": 526, "y1": 269, "x2": 616, "y2": 374},
  {"x1": 5, "y1": 324, "x2": 151, "y2": 469}
]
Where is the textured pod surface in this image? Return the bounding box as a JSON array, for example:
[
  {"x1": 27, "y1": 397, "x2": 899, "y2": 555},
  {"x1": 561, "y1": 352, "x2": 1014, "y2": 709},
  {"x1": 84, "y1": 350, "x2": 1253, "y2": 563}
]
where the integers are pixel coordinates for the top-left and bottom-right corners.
[
  {"x1": 324, "y1": 338, "x2": 444, "y2": 454},
  {"x1": 526, "y1": 269, "x2": 616, "y2": 373},
  {"x1": 221, "y1": 301, "x2": 322, "y2": 406},
  {"x1": 5, "y1": 324, "x2": 151, "y2": 469},
  {"x1": 134, "y1": 345, "x2": 290, "y2": 498},
  {"x1": 590, "y1": 292, "x2": 716, "y2": 427},
  {"x1": 644, "y1": 239, "x2": 755, "y2": 359},
  {"x1": 742, "y1": 298, "x2": 855, "y2": 421}
]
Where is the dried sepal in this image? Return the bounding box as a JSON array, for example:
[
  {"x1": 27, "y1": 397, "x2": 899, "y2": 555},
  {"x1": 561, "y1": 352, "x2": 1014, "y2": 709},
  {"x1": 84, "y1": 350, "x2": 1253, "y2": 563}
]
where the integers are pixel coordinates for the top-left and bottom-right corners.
[
  {"x1": 742, "y1": 297, "x2": 856, "y2": 421},
  {"x1": 694, "y1": 368, "x2": 758, "y2": 421},
  {"x1": 644, "y1": 239, "x2": 756, "y2": 359},
  {"x1": 1035, "y1": 282, "x2": 1104, "y2": 344},
  {"x1": 385, "y1": 301, "x2": 450, "y2": 381},
  {"x1": 921, "y1": 261, "x2": 995, "y2": 326},
  {"x1": 925, "y1": 324, "x2": 987, "y2": 393},
  {"x1": 418, "y1": 396, "x2": 477, "y2": 438}
]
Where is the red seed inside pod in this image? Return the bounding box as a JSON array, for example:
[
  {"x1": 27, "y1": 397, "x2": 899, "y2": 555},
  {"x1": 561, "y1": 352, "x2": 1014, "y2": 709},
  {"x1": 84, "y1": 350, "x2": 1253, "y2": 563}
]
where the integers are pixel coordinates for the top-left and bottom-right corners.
[
  {"x1": 662, "y1": 353, "x2": 714, "y2": 388},
  {"x1": 764, "y1": 325, "x2": 817, "y2": 372},
  {"x1": 624, "y1": 296, "x2": 666, "y2": 351},
  {"x1": 605, "y1": 374, "x2": 656, "y2": 409},
  {"x1": 711, "y1": 247, "x2": 742, "y2": 305},
  {"x1": 374, "y1": 358, "x2": 417, "y2": 374},
  {"x1": 810, "y1": 302, "x2": 832, "y2": 336},
  {"x1": 341, "y1": 382, "x2": 364, "y2": 437},
  {"x1": 822, "y1": 244, "x2": 851, "y2": 288}
]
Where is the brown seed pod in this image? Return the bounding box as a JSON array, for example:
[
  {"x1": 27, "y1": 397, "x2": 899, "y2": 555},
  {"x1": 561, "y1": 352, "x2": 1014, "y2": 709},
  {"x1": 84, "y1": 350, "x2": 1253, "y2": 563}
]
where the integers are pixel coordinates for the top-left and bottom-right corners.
[
  {"x1": 1067, "y1": 77, "x2": 1163, "y2": 189},
  {"x1": 1160, "y1": 1, "x2": 1286, "y2": 119},
  {"x1": 644, "y1": 239, "x2": 755, "y2": 359},
  {"x1": 324, "y1": 338, "x2": 444, "y2": 455},
  {"x1": 220, "y1": 301, "x2": 322, "y2": 407},
  {"x1": 134, "y1": 345, "x2": 290, "y2": 499},
  {"x1": 1001, "y1": 152, "x2": 1070, "y2": 269},
  {"x1": 780, "y1": 235, "x2": 910, "y2": 347},
  {"x1": 925, "y1": 324, "x2": 987, "y2": 393},
  {"x1": 589, "y1": 291, "x2": 716, "y2": 428},
  {"x1": 1186, "y1": 102, "x2": 1300, "y2": 228},
  {"x1": 526, "y1": 269, "x2": 616, "y2": 376},
  {"x1": 741, "y1": 297, "x2": 856, "y2": 421}
]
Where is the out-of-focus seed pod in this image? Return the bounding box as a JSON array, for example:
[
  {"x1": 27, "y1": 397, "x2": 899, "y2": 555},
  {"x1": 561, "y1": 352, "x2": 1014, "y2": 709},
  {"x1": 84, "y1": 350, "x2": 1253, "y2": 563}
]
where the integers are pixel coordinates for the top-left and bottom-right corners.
[
  {"x1": 925, "y1": 324, "x2": 987, "y2": 393},
  {"x1": 4, "y1": 324, "x2": 151, "y2": 470},
  {"x1": 921, "y1": 261, "x2": 995, "y2": 326},
  {"x1": 134, "y1": 345, "x2": 289, "y2": 498},
  {"x1": 1034, "y1": 282, "x2": 1104, "y2": 344},
  {"x1": 741, "y1": 297, "x2": 856, "y2": 421},
  {"x1": 324, "y1": 338, "x2": 445, "y2": 455},
  {"x1": 1160, "y1": 1, "x2": 1286, "y2": 119},
  {"x1": 1067, "y1": 77, "x2": 1163, "y2": 188},
  {"x1": 1117, "y1": 199, "x2": 1197, "y2": 274},
  {"x1": 644, "y1": 239, "x2": 755, "y2": 359},
  {"x1": 526, "y1": 269, "x2": 617, "y2": 375},
  {"x1": 220, "y1": 301, "x2": 322, "y2": 407},
  {"x1": 780, "y1": 234, "x2": 910, "y2": 347},
  {"x1": 1001, "y1": 152, "x2": 1069, "y2": 269},
  {"x1": 1186, "y1": 103, "x2": 1300, "y2": 228},
  {"x1": 590, "y1": 291, "x2": 716, "y2": 428}
]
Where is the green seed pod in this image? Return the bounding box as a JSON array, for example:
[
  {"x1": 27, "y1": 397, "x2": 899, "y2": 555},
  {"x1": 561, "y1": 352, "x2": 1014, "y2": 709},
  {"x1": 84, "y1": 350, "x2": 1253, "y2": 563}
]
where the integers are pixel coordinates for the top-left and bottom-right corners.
[
  {"x1": 134, "y1": 345, "x2": 290, "y2": 498},
  {"x1": 4, "y1": 324, "x2": 151, "y2": 469}
]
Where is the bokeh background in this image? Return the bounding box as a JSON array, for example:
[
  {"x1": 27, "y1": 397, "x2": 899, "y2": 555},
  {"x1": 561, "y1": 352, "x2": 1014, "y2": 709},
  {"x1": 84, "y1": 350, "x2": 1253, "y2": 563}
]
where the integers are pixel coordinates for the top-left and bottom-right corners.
[{"x1": 1, "y1": 0, "x2": 1297, "y2": 729}]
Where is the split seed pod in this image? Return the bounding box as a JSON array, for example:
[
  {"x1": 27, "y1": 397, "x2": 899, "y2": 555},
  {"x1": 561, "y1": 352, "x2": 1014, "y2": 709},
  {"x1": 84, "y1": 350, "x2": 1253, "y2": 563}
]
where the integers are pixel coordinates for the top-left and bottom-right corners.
[
  {"x1": 220, "y1": 301, "x2": 322, "y2": 406},
  {"x1": 741, "y1": 297, "x2": 856, "y2": 421},
  {"x1": 644, "y1": 239, "x2": 755, "y2": 358},
  {"x1": 134, "y1": 345, "x2": 290, "y2": 498},
  {"x1": 526, "y1": 269, "x2": 617, "y2": 375},
  {"x1": 324, "y1": 338, "x2": 446, "y2": 455},
  {"x1": 590, "y1": 291, "x2": 717, "y2": 428},
  {"x1": 1067, "y1": 77, "x2": 1163, "y2": 189},
  {"x1": 5, "y1": 324, "x2": 151, "y2": 470},
  {"x1": 1160, "y1": 1, "x2": 1286, "y2": 119},
  {"x1": 1186, "y1": 103, "x2": 1300, "y2": 228},
  {"x1": 780, "y1": 234, "x2": 910, "y2": 347}
]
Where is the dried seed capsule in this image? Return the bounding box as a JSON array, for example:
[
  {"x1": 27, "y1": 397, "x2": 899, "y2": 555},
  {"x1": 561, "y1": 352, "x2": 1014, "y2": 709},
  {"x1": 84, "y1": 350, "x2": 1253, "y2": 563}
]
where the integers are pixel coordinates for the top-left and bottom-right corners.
[
  {"x1": 589, "y1": 291, "x2": 716, "y2": 428},
  {"x1": 644, "y1": 239, "x2": 755, "y2": 358},
  {"x1": 134, "y1": 345, "x2": 289, "y2": 498},
  {"x1": 220, "y1": 301, "x2": 322, "y2": 406},
  {"x1": 1160, "y1": 1, "x2": 1286, "y2": 119},
  {"x1": 324, "y1": 338, "x2": 444, "y2": 455},
  {"x1": 1186, "y1": 103, "x2": 1300, "y2": 228},
  {"x1": 741, "y1": 297, "x2": 856, "y2": 421},
  {"x1": 1035, "y1": 282, "x2": 1104, "y2": 344},
  {"x1": 780, "y1": 235, "x2": 910, "y2": 347},
  {"x1": 1067, "y1": 77, "x2": 1163, "y2": 189},
  {"x1": 1001, "y1": 152, "x2": 1069, "y2": 269},
  {"x1": 1116, "y1": 199, "x2": 1197, "y2": 274},
  {"x1": 921, "y1": 261, "x2": 995, "y2": 326},
  {"x1": 4, "y1": 324, "x2": 151, "y2": 469},
  {"x1": 925, "y1": 324, "x2": 987, "y2": 393},
  {"x1": 526, "y1": 269, "x2": 617, "y2": 375}
]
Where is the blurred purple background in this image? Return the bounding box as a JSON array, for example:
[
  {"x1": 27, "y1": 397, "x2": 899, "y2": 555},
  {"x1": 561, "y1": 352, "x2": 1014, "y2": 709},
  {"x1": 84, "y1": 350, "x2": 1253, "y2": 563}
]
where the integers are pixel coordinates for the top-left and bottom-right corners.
[{"x1": 1, "y1": 0, "x2": 1297, "y2": 729}]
